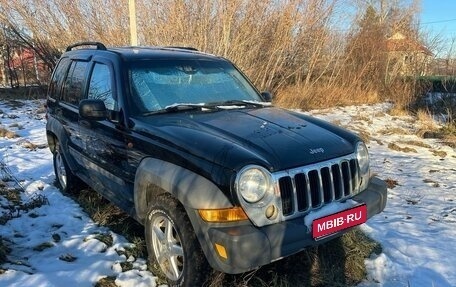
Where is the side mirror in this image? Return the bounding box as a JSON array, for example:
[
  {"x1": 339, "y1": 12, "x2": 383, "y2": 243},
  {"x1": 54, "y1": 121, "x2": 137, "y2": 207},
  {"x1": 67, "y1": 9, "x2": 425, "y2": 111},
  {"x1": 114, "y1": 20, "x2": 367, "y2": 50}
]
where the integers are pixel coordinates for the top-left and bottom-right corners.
[
  {"x1": 79, "y1": 99, "x2": 107, "y2": 121},
  {"x1": 261, "y1": 91, "x2": 273, "y2": 102}
]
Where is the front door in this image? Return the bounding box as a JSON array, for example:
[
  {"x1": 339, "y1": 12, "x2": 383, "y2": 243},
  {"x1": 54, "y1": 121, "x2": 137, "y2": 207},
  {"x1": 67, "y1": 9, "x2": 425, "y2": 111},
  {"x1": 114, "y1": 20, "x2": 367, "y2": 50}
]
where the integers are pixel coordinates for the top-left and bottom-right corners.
[{"x1": 79, "y1": 59, "x2": 134, "y2": 213}]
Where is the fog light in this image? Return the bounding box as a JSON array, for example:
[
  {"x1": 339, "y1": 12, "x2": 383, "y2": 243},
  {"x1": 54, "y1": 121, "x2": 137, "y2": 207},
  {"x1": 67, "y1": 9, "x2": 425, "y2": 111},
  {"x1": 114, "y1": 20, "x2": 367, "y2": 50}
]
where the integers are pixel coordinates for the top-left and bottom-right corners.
[{"x1": 265, "y1": 204, "x2": 278, "y2": 220}]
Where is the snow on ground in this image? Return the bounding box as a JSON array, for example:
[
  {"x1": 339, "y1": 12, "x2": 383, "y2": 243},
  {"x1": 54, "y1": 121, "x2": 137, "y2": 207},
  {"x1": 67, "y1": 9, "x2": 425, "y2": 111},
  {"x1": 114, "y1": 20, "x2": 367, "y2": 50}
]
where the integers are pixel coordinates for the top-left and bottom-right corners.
[
  {"x1": 0, "y1": 100, "x2": 157, "y2": 287},
  {"x1": 0, "y1": 99, "x2": 455, "y2": 286},
  {"x1": 308, "y1": 104, "x2": 456, "y2": 287}
]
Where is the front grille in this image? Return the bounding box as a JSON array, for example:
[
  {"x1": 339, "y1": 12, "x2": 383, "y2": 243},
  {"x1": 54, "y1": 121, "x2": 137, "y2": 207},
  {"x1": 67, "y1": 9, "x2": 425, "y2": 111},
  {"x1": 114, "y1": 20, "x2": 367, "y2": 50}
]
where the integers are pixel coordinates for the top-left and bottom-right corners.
[{"x1": 277, "y1": 156, "x2": 359, "y2": 217}]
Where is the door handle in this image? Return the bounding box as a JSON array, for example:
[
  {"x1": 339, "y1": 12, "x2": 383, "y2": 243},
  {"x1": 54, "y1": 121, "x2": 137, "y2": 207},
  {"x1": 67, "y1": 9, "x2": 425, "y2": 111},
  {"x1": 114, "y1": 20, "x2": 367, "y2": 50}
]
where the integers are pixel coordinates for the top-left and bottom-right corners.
[{"x1": 79, "y1": 120, "x2": 92, "y2": 128}]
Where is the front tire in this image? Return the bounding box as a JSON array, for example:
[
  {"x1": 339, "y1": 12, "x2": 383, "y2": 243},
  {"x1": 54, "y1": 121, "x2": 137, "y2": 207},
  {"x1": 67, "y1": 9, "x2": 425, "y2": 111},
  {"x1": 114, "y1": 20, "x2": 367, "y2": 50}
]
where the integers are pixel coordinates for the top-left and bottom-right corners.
[{"x1": 145, "y1": 194, "x2": 210, "y2": 287}]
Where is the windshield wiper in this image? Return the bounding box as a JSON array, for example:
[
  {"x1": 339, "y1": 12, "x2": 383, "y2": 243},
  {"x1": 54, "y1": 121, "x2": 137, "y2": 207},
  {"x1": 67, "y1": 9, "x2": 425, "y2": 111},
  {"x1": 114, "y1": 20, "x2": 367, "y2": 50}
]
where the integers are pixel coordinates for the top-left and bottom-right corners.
[
  {"x1": 142, "y1": 103, "x2": 208, "y2": 116},
  {"x1": 142, "y1": 100, "x2": 269, "y2": 116},
  {"x1": 207, "y1": 100, "x2": 270, "y2": 108}
]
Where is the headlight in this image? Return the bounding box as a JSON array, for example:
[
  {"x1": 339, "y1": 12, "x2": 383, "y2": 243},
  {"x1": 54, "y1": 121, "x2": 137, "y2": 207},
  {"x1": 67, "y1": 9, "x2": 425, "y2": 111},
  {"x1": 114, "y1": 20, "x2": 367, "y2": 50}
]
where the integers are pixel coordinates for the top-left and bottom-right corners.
[
  {"x1": 356, "y1": 142, "x2": 370, "y2": 191},
  {"x1": 236, "y1": 166, "x2": 272, "y2": 204},
  {"x1": 236, "y1": 165, "x2": 281, "y2": 227}
]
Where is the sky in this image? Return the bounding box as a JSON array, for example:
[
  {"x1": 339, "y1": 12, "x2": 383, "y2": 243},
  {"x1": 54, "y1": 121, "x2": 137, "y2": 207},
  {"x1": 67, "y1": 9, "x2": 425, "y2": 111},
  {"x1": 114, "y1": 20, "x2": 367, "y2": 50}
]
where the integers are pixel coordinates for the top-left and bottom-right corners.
[
  {"x1": 420, "y1": 0, "x2": 456, "y2": 54},
  {"x1": 421, "y1": 0, "x2": 456, "y2": 35}
]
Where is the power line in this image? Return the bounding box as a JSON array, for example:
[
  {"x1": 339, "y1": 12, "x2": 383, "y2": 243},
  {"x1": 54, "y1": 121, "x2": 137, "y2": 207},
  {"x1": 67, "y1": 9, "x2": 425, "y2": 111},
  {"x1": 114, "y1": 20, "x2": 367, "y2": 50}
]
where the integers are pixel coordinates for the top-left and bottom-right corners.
[{"x1": 421, "y1": 18, "x2": 456, "y2": 25}]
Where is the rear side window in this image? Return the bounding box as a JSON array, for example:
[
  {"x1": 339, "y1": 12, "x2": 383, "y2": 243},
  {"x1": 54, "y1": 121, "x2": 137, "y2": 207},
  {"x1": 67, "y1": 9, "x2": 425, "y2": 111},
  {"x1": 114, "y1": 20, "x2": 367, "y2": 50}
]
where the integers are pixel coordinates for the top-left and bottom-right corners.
[
  {"x1": 88, "y1": 63, "x2": 116, "y2": 110},
  {"x1": 48, "y1": 57, "x2": 70, "y2": 100},
  {"x1": 62, "y1": 61, "x2": 89, "y2": 106}
]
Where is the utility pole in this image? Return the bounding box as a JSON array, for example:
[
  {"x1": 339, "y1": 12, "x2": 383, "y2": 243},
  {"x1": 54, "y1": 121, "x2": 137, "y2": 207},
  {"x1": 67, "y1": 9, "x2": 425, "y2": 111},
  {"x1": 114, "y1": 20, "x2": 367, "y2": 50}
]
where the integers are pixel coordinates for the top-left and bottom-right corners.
[{"x1": 129, "y1": 0, "x2": 138, "y2": 46}]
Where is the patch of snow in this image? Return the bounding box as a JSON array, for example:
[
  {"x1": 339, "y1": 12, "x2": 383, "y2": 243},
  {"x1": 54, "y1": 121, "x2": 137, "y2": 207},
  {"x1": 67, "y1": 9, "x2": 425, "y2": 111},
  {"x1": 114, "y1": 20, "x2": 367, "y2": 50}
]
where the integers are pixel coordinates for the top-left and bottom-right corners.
[
  {"x1": 311, "y1": 103, "x2": 456, "y2": 287},
  {"x1": 0, "y1": 100, "x2": 157, "y2": 286}
]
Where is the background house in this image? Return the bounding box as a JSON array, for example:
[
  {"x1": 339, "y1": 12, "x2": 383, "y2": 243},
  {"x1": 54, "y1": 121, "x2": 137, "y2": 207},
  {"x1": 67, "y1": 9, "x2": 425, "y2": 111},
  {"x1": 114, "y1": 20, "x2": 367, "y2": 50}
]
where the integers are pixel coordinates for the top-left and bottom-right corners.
[
  {"x1": 386, "y1": 32, "x2": 433, "y2": 77},
  {"x1": 0, "y1": 46, "x2": 47, "y2": 88}
]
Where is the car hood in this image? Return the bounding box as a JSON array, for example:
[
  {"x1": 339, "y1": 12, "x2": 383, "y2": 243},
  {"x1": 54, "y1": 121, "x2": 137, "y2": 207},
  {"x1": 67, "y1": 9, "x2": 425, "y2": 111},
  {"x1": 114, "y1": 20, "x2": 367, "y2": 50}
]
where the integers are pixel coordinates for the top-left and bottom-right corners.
[{"x1": 134, "y1": 107, "x2": 359, "y2": 172}]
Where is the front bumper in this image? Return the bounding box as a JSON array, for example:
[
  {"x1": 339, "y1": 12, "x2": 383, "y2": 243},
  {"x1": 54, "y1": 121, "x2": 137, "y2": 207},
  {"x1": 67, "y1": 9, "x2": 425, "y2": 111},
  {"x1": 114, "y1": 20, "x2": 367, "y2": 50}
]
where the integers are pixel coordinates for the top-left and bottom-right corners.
[{"x1": 189, "y1": 176, "x2": 387, "y2": 274}]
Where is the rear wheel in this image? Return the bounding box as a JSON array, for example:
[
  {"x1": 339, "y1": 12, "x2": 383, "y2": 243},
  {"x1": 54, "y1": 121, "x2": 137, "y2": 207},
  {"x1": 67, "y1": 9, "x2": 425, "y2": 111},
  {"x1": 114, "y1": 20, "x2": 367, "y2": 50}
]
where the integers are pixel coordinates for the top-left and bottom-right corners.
[
  {"x1": 145, "y1": 194, "x2": 211, "y2": 287},
  {"x1": 53, "y1": 143, "x2": 80, "y2": 193}
]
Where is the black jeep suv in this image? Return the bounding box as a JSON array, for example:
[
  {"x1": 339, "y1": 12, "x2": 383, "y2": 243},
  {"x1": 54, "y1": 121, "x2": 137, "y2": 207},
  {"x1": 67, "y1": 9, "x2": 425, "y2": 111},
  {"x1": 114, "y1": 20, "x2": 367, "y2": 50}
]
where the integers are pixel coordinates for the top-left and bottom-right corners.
[{"x1": 46, "y1": 42, "x2": 387, "y2": 286}]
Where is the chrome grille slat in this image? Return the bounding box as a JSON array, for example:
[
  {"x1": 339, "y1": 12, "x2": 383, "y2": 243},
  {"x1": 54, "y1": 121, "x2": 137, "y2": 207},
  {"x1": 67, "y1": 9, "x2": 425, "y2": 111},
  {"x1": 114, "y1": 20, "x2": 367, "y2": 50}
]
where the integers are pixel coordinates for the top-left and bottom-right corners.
[
  {"x1": 342, "y1": 161, "x2": 351, "y2": 196},
  {"x1": 317, "y1": 169, "x2": 324, "y2": 206},
  {"x1": 305, "y1": 174, "x2": 312, "y2": 210},
  {"x1": 328, "y1": 166, "x2": 335, "y2": 201},
  {"x1": 347, "y1": 160, "x2": 353, "y2": 195},
  {"x1": 350, "y1": 159, "x2": 359, "y2": 193},
  {"x1": 276, "y1": 155, "x2": 360, "y2": 219},
  {"x1": 291, "y1": 175, "x2": 299, "y2": 214},
  {"x1": 332, "y1": 164, "x2": 342, "y2": 199}
]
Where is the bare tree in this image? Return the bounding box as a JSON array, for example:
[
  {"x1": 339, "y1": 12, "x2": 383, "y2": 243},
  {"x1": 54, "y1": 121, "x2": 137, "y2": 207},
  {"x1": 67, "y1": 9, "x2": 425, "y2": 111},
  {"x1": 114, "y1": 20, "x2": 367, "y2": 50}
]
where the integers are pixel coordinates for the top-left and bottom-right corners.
[{"x1": 0, "y1": 0, "x2": 427, "y2": 108}]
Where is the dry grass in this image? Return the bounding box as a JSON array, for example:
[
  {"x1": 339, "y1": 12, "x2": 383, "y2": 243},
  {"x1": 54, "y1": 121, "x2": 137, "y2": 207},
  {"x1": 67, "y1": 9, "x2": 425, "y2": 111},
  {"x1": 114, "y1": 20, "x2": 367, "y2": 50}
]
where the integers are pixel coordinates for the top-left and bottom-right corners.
[
  {"x1": 352, "y1": 115, "x2": 373, "y2": 125},
  {"x1": 0, "y1": 186, "x2": 21, "y2": 205},
  {"x1": 420, "y1": 124, "x2": 456, "y2": 149},
  {"x1": 76, "y1": 185, "x2": 381, "y2": 287},
  {"x1": 275, "y1": 84, "x2": 381, "y2": 111},
  {"x1": 388, "y1": 106, "x2": 410, "y2": 117},
  {"x1": 378, "y1": 127, "x2": 411, "y2": 136},
  {"x1": 431, "y1": 150, "x2": 447, "y2": 158},
  {"x1": 0, "y1": 237, "x2": 11, "y2": 266},
  {"x1": 387, "y1": 143, "x2": 417, "y2": 153},
  {"x1": 0, "y1": 179, "x2": 50, "y2": 272},
  {"x1": 0, "y1": 127, "x2": 19, "y2": 139},
  {"x1": 0, "y1": 193, "x2": 49, "y2": 225},
  {"x1": 70, "y1": 188, "x2": 147, "y2": 287},
  {"x1": 385, "y1": 178, "x2": 399, "y2": 189},
  {"x1": 209, "y1": 228, "x2": 381, "y2": 287},
  {"x1": 73, "y1": 188, "x2": 146, "y2": 257},
  {"x1": 8, "y1": 123, "x2": 22, "y2": 129},
  {"x1": 33, "y1": 242, "x2": 54, "y2": 252},
  {"x1": 93, "y1": 233, "x2": 114, "y2": 248},
  {"x1": 415, "y1": 109, "x2": 440, "y2": 138},
  {"x1": 440, "y1": 135, "x2": 456, "y2": 148},
  {"x1": 416, "y1": 109, "x2": 438, "y2": 129},
  {"x1": 436, "y1": 120, "x2": 456, "y2": 147},
  {"x1": 59, "y1": 253, "x2": 77, "y2": 262},
  {"x1": 351, "y1": 128, "x2": 371, "y2": 144},
  {"x1": 0, "y1": 88, "x2": 46, "y2": 100},
  {"x1": 423, "y1": 179, "x2": 440, "y2": 188},
  {"x1": 397, "y1": 140, "x2": 432, "y2": 149},
  {"x1": 95, "y1": 276, "x2": 117, "y2": 287}
]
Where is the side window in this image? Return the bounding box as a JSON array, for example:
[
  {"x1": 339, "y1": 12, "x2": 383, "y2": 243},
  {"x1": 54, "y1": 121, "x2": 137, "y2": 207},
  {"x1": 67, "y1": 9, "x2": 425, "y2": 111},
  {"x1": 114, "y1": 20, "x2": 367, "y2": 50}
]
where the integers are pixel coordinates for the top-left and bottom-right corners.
[
  {"x1": 88, "y1": 63, "x2": 116, "y2": 110},
  {"x1": 48, "y1": 57, "x2": 70, "y2": 100},
  {"x1": 62, "y1": 61, "x2": 88, "y2": 106}
]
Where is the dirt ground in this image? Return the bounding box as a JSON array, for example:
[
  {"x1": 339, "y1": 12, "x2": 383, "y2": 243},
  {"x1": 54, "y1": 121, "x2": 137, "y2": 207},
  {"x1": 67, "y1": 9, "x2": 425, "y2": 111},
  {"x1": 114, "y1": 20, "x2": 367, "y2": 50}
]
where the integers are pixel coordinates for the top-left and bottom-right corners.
[{"x1": 0, "y1": 86, "x2": 47, "y2": 100}]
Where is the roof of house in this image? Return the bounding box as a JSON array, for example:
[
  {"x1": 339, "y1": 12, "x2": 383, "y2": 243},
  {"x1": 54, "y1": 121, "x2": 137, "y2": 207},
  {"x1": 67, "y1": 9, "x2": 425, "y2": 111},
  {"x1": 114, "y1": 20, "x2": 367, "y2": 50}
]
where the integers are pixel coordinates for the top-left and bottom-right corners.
[{"x1": 386, "y1": 32, "x2": 433, "y2": 56}]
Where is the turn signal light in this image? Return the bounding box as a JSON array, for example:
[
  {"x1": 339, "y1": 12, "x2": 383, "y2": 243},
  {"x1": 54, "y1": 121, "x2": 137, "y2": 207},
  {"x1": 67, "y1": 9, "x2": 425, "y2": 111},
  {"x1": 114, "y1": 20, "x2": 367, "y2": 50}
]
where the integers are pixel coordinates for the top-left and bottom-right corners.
[
  {"x1": 198, "y1": 207, "x2": 248, "y2": 222},
  {"x1": 214, "y1": 243, "x2": 228, "y2": 259}
]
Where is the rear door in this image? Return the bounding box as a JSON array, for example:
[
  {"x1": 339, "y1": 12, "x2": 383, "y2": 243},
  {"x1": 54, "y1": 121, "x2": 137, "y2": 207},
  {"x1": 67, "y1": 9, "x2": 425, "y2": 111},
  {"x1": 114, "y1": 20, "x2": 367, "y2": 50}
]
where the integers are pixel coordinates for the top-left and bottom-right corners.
[{"x1": 49, "y1": 57, "x2": 90, "y2": 172}]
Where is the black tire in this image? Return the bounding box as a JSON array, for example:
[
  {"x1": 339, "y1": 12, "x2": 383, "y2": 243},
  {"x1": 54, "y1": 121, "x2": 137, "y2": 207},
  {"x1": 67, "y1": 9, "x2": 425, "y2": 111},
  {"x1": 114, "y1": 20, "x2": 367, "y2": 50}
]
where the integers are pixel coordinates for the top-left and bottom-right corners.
[
  {"x1": 145, "y1": 194, "x2": 211, "y2": 287},
  {"x1": 53, "y1": 143, "x2": 81, "y2": 193}
]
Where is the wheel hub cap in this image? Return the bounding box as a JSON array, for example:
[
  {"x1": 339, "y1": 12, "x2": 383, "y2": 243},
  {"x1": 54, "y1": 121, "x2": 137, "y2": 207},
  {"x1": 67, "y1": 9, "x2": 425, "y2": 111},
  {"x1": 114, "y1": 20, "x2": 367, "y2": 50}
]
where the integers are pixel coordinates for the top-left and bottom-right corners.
[{"x1": 151, "y1": 215, "x2": 184, "y2": 281}]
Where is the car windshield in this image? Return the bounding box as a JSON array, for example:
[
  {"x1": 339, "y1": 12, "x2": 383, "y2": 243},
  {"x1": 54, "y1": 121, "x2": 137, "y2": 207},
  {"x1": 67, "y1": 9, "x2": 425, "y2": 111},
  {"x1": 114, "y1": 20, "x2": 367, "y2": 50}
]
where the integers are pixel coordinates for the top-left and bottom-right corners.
[{"x1": 128, "y1": 59, "x2": 263, "y2": 115}]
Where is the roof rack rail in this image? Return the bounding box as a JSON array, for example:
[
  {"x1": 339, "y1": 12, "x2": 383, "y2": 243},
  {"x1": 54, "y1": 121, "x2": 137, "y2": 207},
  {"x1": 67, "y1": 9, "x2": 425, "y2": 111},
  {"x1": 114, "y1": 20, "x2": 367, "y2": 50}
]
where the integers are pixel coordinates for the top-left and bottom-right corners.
[
  {"x1": 66, "y1": 42, "x2": 107, "y2": 52},
  {"x1": 165, "y1": 46, "x2": 198, "y2": 51}
]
